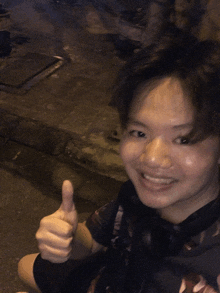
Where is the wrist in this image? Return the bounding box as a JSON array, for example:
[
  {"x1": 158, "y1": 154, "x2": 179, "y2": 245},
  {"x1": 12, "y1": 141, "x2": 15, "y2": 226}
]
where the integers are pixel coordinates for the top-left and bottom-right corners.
[{"x1": 70, "y1": 222, "x2": 93, "y2": 259}]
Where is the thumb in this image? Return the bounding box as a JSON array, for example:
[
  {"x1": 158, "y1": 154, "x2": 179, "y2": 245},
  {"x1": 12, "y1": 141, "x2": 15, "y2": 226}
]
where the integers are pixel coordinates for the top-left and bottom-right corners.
[{"x1": 61, "y1": 180, "x2": 75, "y2": 213}]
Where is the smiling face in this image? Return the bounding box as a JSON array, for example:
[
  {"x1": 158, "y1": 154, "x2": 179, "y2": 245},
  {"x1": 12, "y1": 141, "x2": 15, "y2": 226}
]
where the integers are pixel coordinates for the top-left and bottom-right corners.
[{"x1": 120, "y1": 77, "x2": 220, "y2": 223}]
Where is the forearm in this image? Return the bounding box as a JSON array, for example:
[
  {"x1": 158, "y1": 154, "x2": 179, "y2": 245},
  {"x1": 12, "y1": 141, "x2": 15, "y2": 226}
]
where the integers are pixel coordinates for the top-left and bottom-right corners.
[{"x1": 70, "y1": 222, "x2": 104, "y2": 260}]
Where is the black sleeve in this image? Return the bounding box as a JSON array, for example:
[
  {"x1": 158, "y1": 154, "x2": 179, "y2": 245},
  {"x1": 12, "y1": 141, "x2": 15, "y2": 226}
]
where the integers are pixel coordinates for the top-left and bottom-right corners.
[
  {"x1": 86, "y1": 200, "x2": 119, "y2": 247},
  {"x1": 33, "y1": 253, "x2": 107, "y2": 293}
]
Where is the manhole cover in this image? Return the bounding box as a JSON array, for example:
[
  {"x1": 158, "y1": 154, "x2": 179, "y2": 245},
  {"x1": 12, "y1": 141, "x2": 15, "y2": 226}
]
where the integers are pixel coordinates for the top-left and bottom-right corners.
[{"x1": 0, "y1": 52, "x2": 65, "y2": 94}]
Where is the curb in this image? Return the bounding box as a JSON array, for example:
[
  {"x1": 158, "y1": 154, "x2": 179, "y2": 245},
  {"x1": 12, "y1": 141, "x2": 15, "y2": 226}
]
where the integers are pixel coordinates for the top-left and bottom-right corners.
[{"x1": 0, "y1": 108, "x2": 127, "y2": 182}]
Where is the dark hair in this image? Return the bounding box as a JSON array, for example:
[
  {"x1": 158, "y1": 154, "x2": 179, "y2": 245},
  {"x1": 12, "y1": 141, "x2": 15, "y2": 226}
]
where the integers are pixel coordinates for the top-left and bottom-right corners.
[{"x1": 111, "y1": 28, "x2": 220, "y2": 141}]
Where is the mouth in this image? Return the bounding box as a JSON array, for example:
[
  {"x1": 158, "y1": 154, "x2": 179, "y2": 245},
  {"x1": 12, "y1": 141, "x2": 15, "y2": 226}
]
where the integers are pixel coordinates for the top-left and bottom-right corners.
[{"x1": 141, "y1": 173, "x2": 176, "y2": 185}]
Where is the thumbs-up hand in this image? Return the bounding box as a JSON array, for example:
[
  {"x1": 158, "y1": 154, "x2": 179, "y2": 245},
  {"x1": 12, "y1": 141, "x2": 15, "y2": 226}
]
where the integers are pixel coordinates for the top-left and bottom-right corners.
[{"x1": 36, "y1": 180, "x2": 78, "y2": 263}]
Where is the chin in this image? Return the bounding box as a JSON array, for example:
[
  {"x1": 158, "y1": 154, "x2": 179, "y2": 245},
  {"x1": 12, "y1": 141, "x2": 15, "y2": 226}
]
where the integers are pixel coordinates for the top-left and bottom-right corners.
[{"x1": 137, "y1": 190, "x2": 172, "y2": 210}]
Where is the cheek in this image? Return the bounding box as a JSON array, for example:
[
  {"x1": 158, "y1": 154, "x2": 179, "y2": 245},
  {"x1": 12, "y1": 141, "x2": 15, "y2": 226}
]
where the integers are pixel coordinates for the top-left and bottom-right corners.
[
  {"x1": 176, "y1": 148, "x2": 219, "y2": 177},
  {"x1": 182, "y1": 153, "x2": 199, "y2": 168},
  {"x1": 120, "y1": 140, "x2": 143, "y2": 164}
]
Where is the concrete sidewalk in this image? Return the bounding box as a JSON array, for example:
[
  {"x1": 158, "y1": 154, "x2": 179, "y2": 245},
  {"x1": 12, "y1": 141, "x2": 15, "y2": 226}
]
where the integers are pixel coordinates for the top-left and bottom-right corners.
[{"x1": 0, "y1": 0, "x2": 128, "y2": 182}]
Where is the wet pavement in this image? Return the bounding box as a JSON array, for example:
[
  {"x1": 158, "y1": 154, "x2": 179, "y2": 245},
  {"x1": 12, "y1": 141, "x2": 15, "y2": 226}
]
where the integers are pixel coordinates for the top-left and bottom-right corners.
[
  {"x1": 0, "y1": 1, "x2": 128, "y2": 291},
  {"x1": 0, "y1": 0, "x2": 128, "y2": 182},
  {"x1": 0, "y1": 138, "x2": 122, "y2": 292}
]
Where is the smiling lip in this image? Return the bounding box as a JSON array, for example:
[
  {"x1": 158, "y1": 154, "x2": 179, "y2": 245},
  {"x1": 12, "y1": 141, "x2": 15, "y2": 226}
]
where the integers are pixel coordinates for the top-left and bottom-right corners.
[
  {"x1": 138, "y1": 171, "x2": 177, "y2": 192},
  {"x1": 142, "y1": 173, "x2": 175, "y2": 185}
]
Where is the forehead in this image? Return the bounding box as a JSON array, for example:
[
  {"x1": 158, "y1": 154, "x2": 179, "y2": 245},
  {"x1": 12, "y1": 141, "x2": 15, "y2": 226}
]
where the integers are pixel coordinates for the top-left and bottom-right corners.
[{"x1": 130, "y1": 77, "x2": 194, "y2": 126}]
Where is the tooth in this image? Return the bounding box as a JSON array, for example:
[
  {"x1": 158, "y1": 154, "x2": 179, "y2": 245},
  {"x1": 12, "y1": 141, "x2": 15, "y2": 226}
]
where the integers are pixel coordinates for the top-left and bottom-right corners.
[{"x1": 144, "y1": 174, "x2": 173, "y2": 184}]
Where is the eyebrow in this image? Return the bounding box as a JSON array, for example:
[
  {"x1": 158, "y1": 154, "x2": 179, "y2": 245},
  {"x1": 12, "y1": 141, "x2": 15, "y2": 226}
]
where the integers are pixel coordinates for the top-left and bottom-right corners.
[
  {"x1": 172, "y1": 122, "x2": 193, "y2": 130},
  {"x1": 128, "y1": 120, "x2": 193, "y2": 130}
]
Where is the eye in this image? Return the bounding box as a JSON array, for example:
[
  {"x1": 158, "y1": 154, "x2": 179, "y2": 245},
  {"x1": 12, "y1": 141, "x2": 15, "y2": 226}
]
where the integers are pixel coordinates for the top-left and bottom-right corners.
[
  {"x1": 129, "y1": 130, "x2": 146, "y2": 138},
  {"x1": 175, "y1": 136, "x2": 191, "y2": 145}
]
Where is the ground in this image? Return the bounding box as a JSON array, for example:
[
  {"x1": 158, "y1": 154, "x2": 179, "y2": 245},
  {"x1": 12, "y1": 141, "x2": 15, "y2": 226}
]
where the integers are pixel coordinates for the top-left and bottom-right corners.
[{"x1": 0, "y1": 138, "x2": 122, "y2": 292}]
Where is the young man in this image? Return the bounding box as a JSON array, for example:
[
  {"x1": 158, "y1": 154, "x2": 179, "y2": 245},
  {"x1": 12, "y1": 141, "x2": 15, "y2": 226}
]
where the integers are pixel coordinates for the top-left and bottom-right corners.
[{"x1": 18, "y1": 29, "x2": 220, "y2": 292}]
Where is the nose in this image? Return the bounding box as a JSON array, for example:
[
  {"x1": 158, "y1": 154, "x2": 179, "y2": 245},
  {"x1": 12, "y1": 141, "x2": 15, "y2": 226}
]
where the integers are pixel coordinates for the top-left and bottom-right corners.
[{"x1": 140, "y1": 137, "x2": 172, "y2": 169}]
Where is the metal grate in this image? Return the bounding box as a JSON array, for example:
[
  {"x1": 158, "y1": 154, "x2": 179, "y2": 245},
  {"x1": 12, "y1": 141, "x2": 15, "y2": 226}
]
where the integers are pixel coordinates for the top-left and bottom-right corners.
[{"x1": 0, "y1": 52, "x2": 65, "y2": 94}]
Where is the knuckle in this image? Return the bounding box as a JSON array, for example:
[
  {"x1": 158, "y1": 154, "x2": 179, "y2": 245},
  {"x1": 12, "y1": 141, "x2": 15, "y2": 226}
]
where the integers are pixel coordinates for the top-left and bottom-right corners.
[
  {"x1": 57, "y1": 237, "x2": 72, "y2": 250},
  {"x1": 35, "y1": 230, "x2": 42, "y2": 241},
  {"x1": 41, "y1": 248, "x2": 70, "y2": 263},
  {"x1": 41, "y1": 251, "x2": 53, "y2": 261},
  {"x1": 40, "y1": 251, "x2": 47, "y2": 259},
  {"x1": 40, "y1": 215, "x2": 54, "y2": 227},
  {"x1": 38, "y1": 242, "x2": 47, "y2": 251},
  {"x1": 61, "y1": 247, "x2": 72, "y2": 259},
  {"x1": 40, "y1": 216, "x2": 48, "y2": 226},
  {"x1": 35, "y1": 229, "x2": 47, "y2": 241},
  {"x1": 67, "y1": 236, "x2": 73, "y2": 246},
  {"x1": 63, "y1": 226, "x2": 72, "y2": 236}
]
